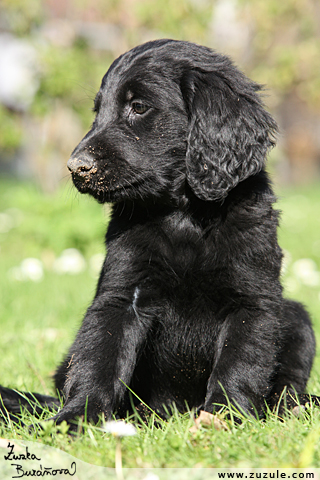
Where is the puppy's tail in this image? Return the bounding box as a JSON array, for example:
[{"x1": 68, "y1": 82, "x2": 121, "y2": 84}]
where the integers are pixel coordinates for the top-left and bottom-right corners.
[{"x1": 0, "y1": 385, "x2": 60, "y2": 422}]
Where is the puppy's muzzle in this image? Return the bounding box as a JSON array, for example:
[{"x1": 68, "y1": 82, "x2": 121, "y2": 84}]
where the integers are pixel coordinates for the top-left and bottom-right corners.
[{"x1": 67, "y1": 155, "x2": 95, "y2": 181}]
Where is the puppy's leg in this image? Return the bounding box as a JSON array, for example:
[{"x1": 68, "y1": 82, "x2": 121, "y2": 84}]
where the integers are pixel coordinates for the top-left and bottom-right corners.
[
  {"x1": 54, "y1": 355, "x2": 72, "y2": 395},
  {"x1": 50, "y1": 303, "x2": 151, "y2": 427},
  {"x1": 266, "y1": 300, "x2": 318, "y2": 414},
  {"x1": 270, "y1": 299, "x2": 315, "y2": 396},
  {"x1": 203, "y1": 308, "x2": 279, "y2": 417}
]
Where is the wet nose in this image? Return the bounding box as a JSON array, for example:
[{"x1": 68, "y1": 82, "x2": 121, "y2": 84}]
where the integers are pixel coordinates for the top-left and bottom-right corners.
[{"x1": 67, "y1": 155, "x2": 94, "y2": 174}]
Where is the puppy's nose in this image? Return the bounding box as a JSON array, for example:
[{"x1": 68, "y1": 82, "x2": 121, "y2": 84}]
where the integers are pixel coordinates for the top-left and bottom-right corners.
[{"x1": 67, "y1": 155, "x2": 94, "y2": 174}]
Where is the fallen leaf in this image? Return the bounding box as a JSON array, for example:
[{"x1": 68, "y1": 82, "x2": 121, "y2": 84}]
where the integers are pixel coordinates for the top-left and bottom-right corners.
[
  {"x1": 213, "y1": 415, "x2": 229, "y2": 431},
  {"x1": 189, "y1": 410, "x2": 229, "y2": 432},
  {"x1": 292, "y1": 405, "x2": 306, "y2": 417}
]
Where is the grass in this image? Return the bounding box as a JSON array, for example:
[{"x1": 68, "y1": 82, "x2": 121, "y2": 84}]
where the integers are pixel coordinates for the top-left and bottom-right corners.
[{"x1": 0, "y1": 177, "x2": 320, "y2": 469}]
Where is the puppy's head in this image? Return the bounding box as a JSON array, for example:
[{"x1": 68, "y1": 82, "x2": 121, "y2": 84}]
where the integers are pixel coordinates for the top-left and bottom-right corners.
[{"x1": 68, "y1": 40, "x2": 277, "y2": 204}]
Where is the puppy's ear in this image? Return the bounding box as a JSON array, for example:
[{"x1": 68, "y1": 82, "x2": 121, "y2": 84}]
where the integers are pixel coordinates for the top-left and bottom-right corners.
[{"x1": 182, "y1": 69, "x2": 277, "y2": 201}]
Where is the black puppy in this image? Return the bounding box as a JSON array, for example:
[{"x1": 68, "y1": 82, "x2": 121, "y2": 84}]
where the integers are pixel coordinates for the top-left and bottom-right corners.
[{"x1": 0, "y1": 40, "x2": 318, "y2": 426}]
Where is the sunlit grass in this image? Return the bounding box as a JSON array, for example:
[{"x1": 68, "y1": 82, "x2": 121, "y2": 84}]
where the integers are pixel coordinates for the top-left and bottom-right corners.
[{"x1": 0, "y1": 178, "x2": 320, "y2": 467}]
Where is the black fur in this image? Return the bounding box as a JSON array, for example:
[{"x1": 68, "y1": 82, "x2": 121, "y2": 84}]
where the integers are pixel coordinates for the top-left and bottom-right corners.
[{"x1": 1, "y1": 40, "x2": 318, "y2": 426}]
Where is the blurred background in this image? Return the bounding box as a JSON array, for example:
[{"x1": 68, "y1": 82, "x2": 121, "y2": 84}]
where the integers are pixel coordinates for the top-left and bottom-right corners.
[
  {"x1": 0, "y1": 0, "x2": 320, "y2": 397},
  {"x1": 0, "y1": 0, "x2": 320, "y2": 190}
]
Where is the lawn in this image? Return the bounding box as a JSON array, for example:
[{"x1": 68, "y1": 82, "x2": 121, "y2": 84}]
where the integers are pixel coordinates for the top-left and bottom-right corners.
[{"x1": 0, "y1": 177, "x2": 319, "y2": 469}]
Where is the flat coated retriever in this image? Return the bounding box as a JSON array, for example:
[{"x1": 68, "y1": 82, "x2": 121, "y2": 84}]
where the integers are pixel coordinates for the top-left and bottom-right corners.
[{"x1": 1, "y1": 39, "x2": 319, "y2": 428}]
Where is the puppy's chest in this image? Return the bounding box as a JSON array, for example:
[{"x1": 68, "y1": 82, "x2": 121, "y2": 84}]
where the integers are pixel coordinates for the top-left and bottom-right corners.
[
  {"x1": 143, "y1": 234, "x2": 222, "y2": 304},
  {"x1": 128, "y1": 214, "x2": 224, "y2": 338},
  {"x1": 131, "y1": 255, "x2": 221, "y2": 363}
]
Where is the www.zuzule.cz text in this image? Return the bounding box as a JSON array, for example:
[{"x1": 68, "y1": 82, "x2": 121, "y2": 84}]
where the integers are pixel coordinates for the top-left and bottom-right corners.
[{"x1": 218, "y1": 472, "x2": 314, "y2": 479}]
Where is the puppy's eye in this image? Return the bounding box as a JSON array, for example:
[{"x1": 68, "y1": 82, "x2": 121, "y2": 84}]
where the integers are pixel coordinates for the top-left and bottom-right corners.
[{"x1": 131, "y1": 102, "x2": 149, "y2": 115}]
